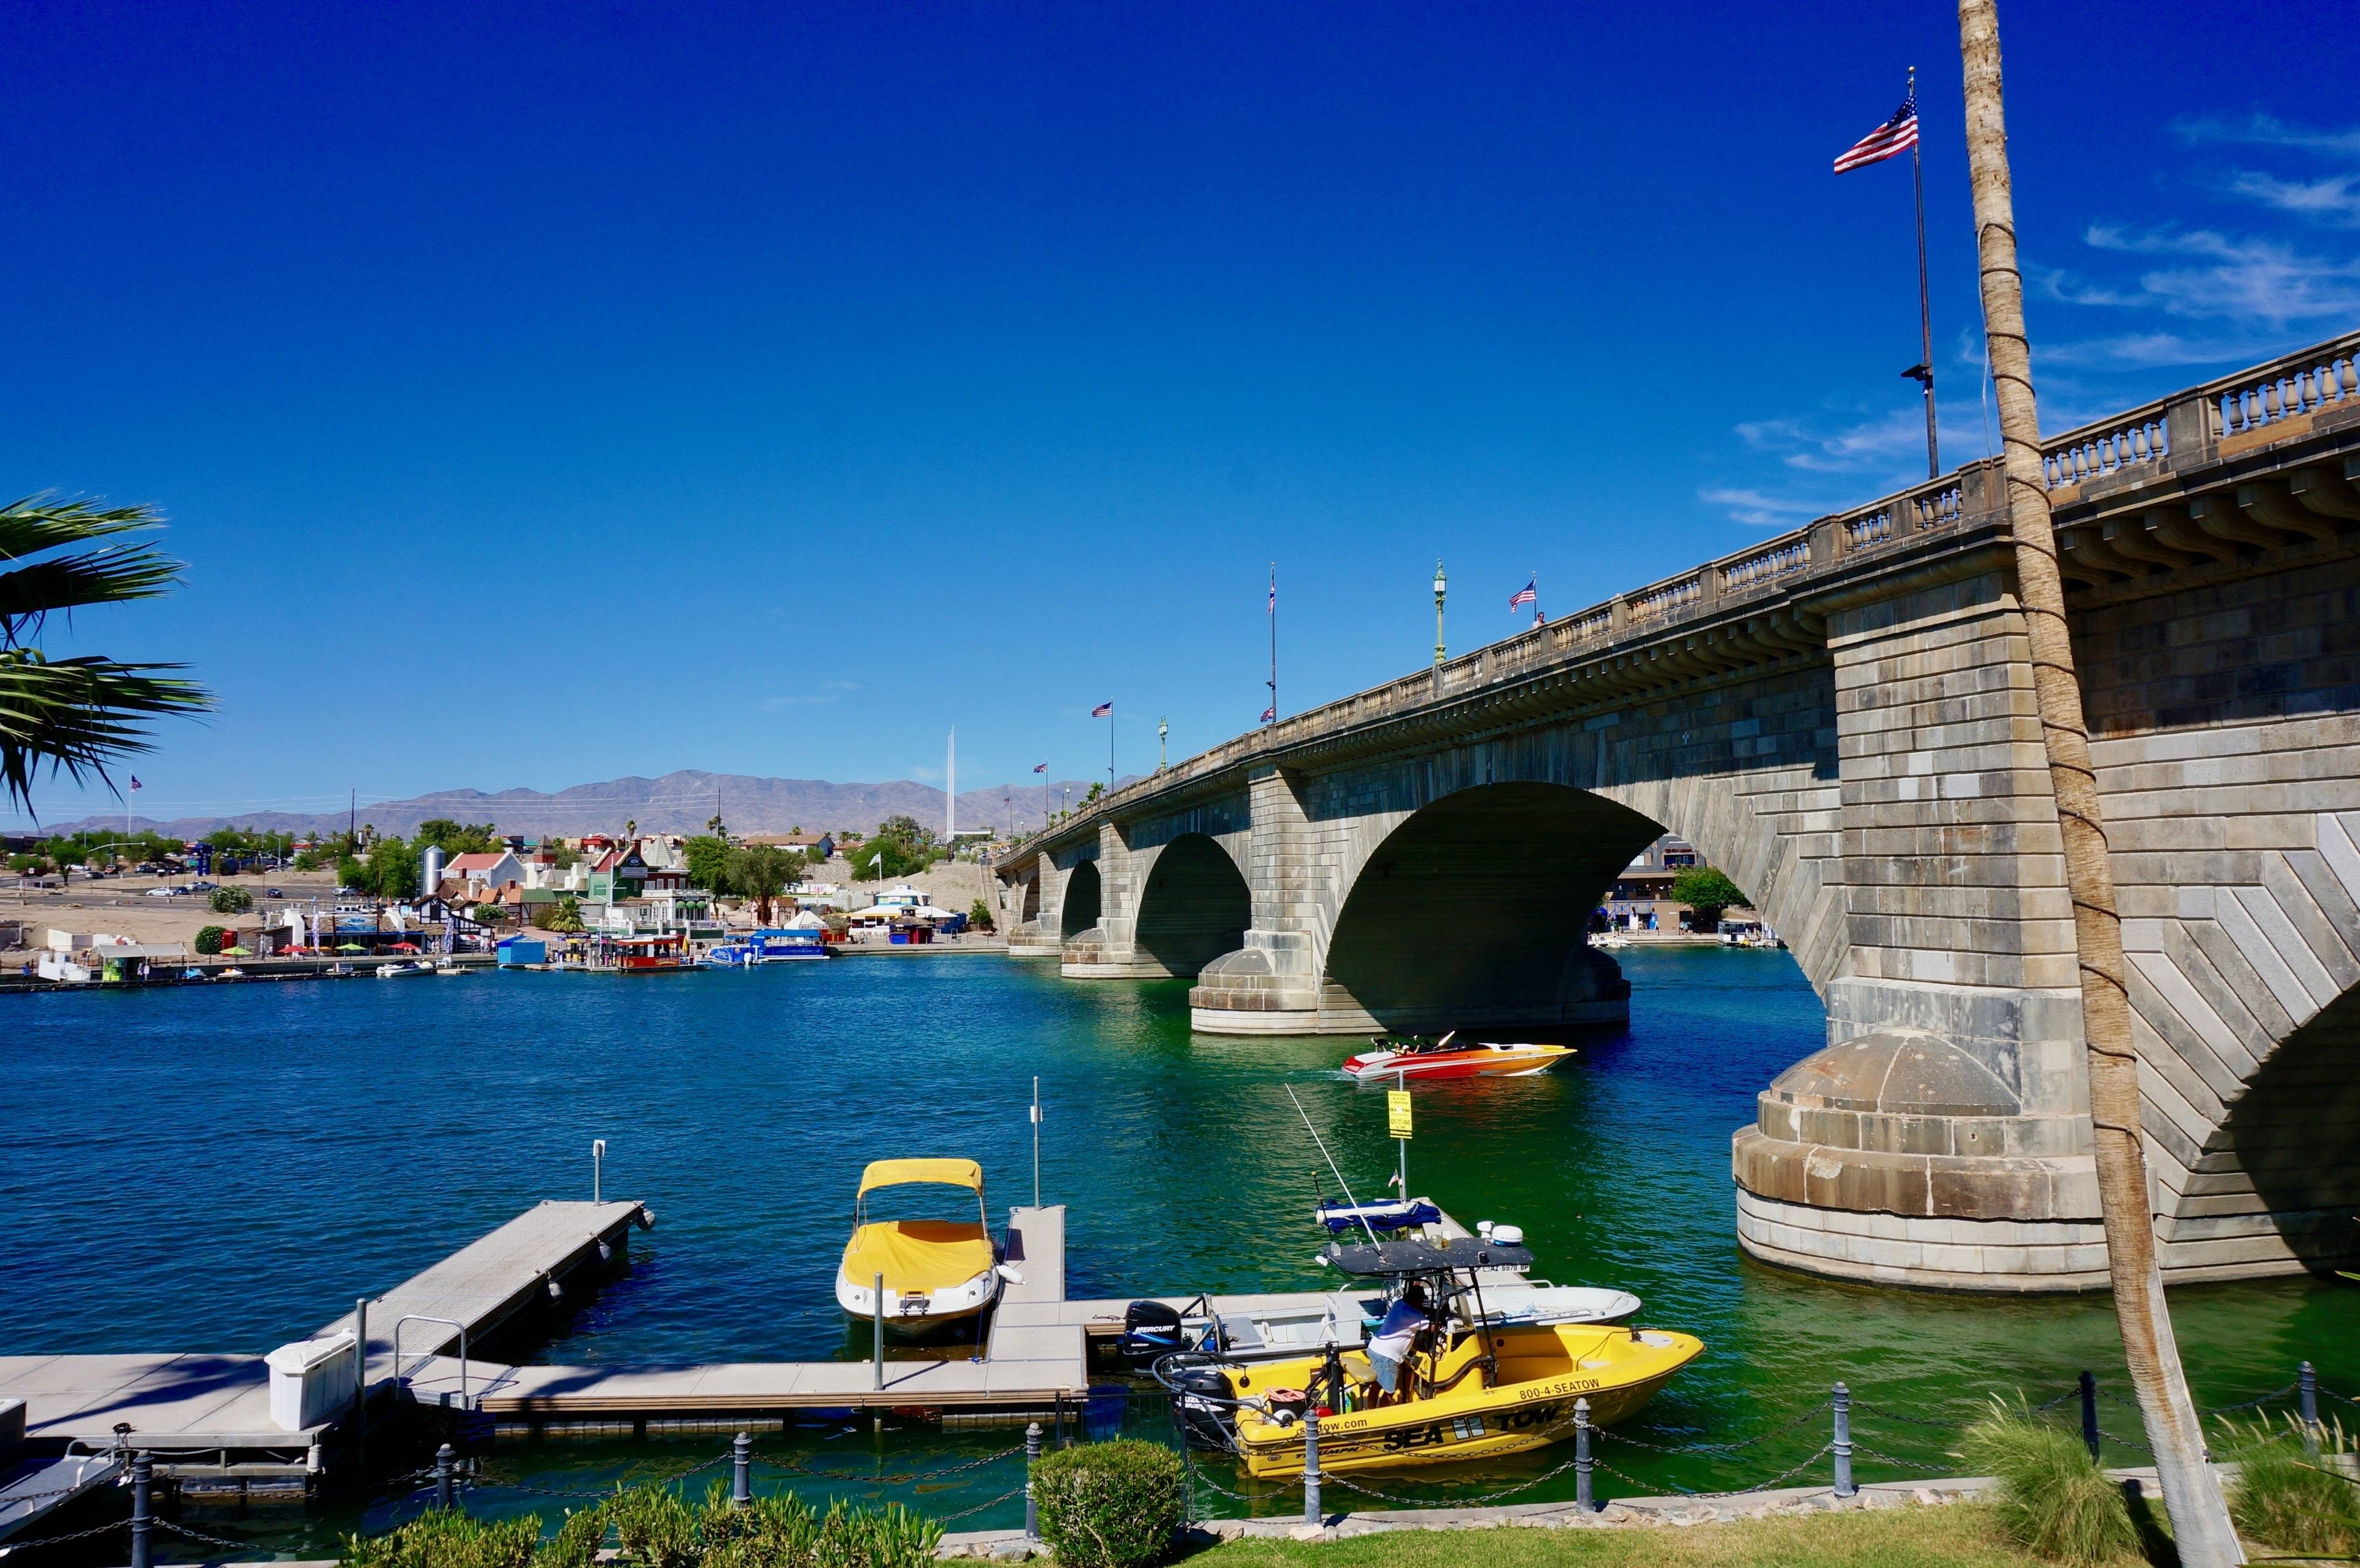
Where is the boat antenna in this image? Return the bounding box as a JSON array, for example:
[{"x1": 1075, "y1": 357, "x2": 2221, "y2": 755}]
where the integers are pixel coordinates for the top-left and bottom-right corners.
[{"x1": 1286, "y1": 1083, "x2": 1385, "y2": 1246}]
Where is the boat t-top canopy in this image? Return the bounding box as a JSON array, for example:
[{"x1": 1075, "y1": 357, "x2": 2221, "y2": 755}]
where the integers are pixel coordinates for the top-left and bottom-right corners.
[
  {"x1": 1320, "y1": 1235, "x2": 1534, "y2": 1276},
  {"x1": 857, "y1": 1158, "x2": 985, "y2": 1197}
]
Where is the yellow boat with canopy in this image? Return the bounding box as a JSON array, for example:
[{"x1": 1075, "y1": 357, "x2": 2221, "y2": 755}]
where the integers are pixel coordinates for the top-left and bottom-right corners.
[
  {"x1": 1157, "y1": 1234, "x2": 1701, "y2": 1476},
  {"x1": 835, "y1": 1158, "x2": 1010, "y2": 1333}
]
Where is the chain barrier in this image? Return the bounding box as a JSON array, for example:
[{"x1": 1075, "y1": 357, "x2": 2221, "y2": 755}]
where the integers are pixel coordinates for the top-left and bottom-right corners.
[
  {"x1": 929, "y1": 1485, "x2": 1027, "y2": 1526},
  {"x1": 1852, "y1": 1445, "x2": 1951, "y2": 1474},
  {"x1": 156, "y1": 1515, "x2": 264, "y2": 1551},
  {"x1": 0, "y1": 1517, "x2": 130, "y2": 1550},
  {"x1": 1598, "y1": 1400, "x2": 1832, "y2": 1453},
  {"x1": 1847, "y1": 1398, "x2": 1969, "y2": 1432},
  {"x1": 2197, "y1": 1381, "x2": 2299, "y2": 1416},
  {"x1": 2093, "y1": 1426, "x2": 2155, "y2": 1456}
]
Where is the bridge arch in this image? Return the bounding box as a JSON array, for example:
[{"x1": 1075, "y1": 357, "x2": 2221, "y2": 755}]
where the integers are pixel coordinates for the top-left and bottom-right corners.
[
  {"x1": 1318, "y1": 782, "x2": 1654, "y2": 1033},
  {"x1": 1058, "y1": 860, "x2": 1101, "y2": 939},
  {"x1": 1132, "y1": 832, "x2": 1252, "y2": 978}
]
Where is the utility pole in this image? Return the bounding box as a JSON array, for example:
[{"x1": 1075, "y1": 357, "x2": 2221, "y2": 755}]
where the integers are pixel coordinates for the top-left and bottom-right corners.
[
  {"x1": 1957, "y1": 4, "x2": 2238, "y2": 1561},
  {"x1": 1158, "y1": 717, "x2": 1168, "y2": 773}
]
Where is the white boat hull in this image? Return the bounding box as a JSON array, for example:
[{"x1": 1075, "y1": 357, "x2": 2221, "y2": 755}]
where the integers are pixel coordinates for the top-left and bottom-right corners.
[{"x1": 836, "y1": 1264, "x2": 1002, "y2": 1334}]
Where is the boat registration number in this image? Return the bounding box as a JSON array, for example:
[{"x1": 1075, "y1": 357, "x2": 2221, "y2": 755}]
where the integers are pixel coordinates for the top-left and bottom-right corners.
[{"x1": 1517, "y1": 1378, "x2": 1603, "y2": 1401}]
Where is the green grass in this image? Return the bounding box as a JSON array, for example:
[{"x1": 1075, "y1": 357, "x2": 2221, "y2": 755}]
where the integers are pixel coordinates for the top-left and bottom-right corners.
[
  {"x1": 1192, "y1": 1503, "x2": 2074, "y2": 1567},
  {"x1": 1957, "y1": 1397, "x2": 2140, "y2": 1566},
  {"x1": 2223, "y1": 1414, "x2": 2360, "y2": 1560}
]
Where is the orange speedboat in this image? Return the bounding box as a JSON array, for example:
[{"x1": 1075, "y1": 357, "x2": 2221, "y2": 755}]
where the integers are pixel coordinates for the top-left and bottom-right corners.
[{"x1": 1340, "y1": 1031, "x2": 1575, "y2": 1083}]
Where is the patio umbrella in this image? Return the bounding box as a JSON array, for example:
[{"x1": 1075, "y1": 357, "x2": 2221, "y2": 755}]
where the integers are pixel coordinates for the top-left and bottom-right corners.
[
  {"x1": 221, "y1": 946, "x2": 251, "y2": 956},
  {"x1": 390, "y1": 941, "x2": 419, "y2": 953},
  {"x1": 337, "y1": 942, "x2": 366, "y2": 952}
]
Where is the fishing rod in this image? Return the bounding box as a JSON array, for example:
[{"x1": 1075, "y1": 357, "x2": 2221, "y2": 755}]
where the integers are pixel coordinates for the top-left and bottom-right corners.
[{"x1": 1285, "y1": 1083, "x2": 1385, "y2": 1247}]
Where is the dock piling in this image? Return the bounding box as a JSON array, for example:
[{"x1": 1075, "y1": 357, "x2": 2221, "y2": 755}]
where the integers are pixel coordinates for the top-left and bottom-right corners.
[
  {"x1": 1573, "y1": 1397, "x2": 1594, "y2": 1512},
  {"x1": 128, "y1": 1449, "x2": 153, "y2": 1568},
  {"x1": 353, "y1": 1296, "x2": 370, "y2": 1468},
  {"x1": 2079, "y1": 1371, "x2": 2099, "y2": 1461},
  {"x1": 1831, "y1": 1382, "x2": 1854, "y2": 1498},
  {"x1": 435, "y1": 1443, "x2": 456, "y2": 1510},
  {"x1": 592, "y1": 1140, "x2": 606, "y2": 1204},
  {"x1": 873, "y1": 1272, "x2": 884, "y2": 1390},
  {"x1": 1024, "y1": 1422, "x2": 1042, "y2": 1542},
  {"x1": 733, "y1": 1432, "x2": 752, "y2": 1507},
  {"x1": 2300, "y1": 1362, "x2": 2321, "y2": 1457},
  {"x1": 1301, "y1": 1408, "x2": 1322, "y2": 1526}
]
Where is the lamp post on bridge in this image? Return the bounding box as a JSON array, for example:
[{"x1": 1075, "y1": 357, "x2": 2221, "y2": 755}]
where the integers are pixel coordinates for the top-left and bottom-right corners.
[{"x1": 1432, "y1": 560, "x2": 1448, "y2": 696}]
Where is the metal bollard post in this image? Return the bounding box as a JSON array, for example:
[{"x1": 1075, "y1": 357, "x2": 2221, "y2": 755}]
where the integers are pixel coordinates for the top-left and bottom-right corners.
[
  {"x1": 1302, "y1": 1408, "x2": 1323, "y2": 1526},
  {"x1": 733, "y1": 1432, "x2": 752, "y2": 1508},
  {"x1": 1573, "y1": 1397, "x2": 1595, "y2": 1513},
  {"x1": 435, "y1": 1443, "x2": 455, "y2": 1510},
  {"x1": 129, "y1": 1449, "x2": 153, "y2": 1568},
  {"x1": 2079, "y1": 1371, "x2": 2100, "y2": 1462},
  {"x1": 1025, "y1": 1421, "x2": 1043, "y2": 1542},
  {"x1": 873, "y1": 1272, "x2": 886, "y2": 1391},
  {"x1": 1831, "y1": 1382, "x2": 1855, "y2": 1499},
  {"x1": 2301, "y1": 1361, "x2": 2321, "y2": 1459}
]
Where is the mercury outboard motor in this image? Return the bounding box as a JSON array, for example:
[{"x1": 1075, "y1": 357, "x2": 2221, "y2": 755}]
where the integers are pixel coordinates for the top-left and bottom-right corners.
[{"x1": 1116, "y1": 1299, "x2": 1188, "y2": 1365}]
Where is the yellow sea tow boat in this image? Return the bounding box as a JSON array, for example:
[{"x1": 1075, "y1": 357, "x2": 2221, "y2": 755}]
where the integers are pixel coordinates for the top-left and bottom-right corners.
[
  {"x1": 1159, "y1": 1235, "x2": 1701, "y2": 1476},
  {"x1": 835, "y1": 1158, "x2": 1014, "y2": 1334}
]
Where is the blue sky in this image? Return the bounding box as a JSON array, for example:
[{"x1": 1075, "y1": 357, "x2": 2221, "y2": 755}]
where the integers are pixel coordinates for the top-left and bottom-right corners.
[{"x1": 5, "y1": 1, "x2": 2353, "y2": 827}]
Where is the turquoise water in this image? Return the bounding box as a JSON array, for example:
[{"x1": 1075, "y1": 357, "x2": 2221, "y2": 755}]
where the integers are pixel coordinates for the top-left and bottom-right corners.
[{"x1": 6, "y1": 949, "x2": 2355, "y2": 1551}]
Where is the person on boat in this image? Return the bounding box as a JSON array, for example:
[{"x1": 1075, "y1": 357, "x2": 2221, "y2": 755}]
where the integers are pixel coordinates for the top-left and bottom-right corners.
[{"x1": 1365, "y1": 1282, "x2": 1428, "y2": 1404}]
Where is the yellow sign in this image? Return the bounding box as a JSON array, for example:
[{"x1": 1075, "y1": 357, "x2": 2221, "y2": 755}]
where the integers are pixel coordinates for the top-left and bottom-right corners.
[{"x1": 1388, "y1": 1091, "x2": 1414, "y2": 1139}]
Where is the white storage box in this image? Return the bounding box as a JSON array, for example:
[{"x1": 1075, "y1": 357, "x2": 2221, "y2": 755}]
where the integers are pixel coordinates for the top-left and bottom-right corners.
[{"x1": 266, "y1": 1332, "x2": 358, "y2": 1432}]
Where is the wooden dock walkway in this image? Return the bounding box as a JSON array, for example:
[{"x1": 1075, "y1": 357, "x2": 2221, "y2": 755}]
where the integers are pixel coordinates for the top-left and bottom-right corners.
[
  {"x1": 0, "y1": 1199, "x2": 646, "y2": 1457},
  {"x1": 409, "y1": 1207, "x2": 1092, "y2": 1427}
]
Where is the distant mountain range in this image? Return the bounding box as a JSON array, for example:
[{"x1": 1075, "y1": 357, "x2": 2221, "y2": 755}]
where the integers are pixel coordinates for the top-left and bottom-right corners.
[{"x1": 42, "y1": 769, "x2": 1133, "y2": 842}]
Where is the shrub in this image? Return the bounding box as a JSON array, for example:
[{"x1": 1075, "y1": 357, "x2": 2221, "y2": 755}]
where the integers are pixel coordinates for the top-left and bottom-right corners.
[
  {"x1": 1958, "y1": 1396, "x2": 2136, "y2": 1566},
  {"x1": 1032, "y1": 1440, "x2": 1183, "y2": 1568},
  {"x1": 210, "y1": 885, "x2": 254, "y2": 914},
  {"x1": 2224, "y1": 1414, "x2": 2360, "y2": 1557},
  {"x1": 194, "y1": 925, "x2": 228, "y2": 956},
  {"x1": 341, "y1": 1483, "x2": 937, "y2": 1568},
  {"x1": 967, "y1": 900, "x2": 995, "y2": 932}
]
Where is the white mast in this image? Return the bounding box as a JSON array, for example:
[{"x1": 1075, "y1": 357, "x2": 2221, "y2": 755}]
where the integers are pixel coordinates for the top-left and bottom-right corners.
[{"x1": 946, "y1": 727, "x2": 956, "y2": 845}]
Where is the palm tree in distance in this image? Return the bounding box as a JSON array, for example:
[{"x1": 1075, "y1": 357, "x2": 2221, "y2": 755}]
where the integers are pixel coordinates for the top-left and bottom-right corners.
[{"x1": 0, "y1": 496, "x2": 211, "y2": 817}]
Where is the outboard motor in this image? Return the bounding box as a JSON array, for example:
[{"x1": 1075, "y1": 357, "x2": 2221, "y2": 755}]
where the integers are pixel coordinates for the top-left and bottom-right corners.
[
  {"x1": 1163, "y1": 1359, "x2": 1240, "y2": 1451},
  {"x1": 1117, "y1": 1299, "x2": 1188, "y2": 1365}
]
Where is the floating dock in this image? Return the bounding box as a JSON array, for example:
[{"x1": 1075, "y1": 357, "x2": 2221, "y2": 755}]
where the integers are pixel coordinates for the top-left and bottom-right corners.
[
  {"x1": 406, "y1": 1206, "x2": 1090, "y2": 1433},
  {"x1": 0, "y1": 1199, "x2": 644, "y2": 1476}
]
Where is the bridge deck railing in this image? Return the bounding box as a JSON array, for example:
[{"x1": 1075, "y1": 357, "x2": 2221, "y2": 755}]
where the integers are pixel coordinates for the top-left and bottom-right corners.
[{"x1": 1018, "y1": 329, "x2": 2360, "y2": 858}]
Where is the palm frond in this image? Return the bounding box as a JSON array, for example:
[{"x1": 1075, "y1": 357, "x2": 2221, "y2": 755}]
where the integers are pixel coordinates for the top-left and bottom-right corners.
[
  {"x1": 0, "y1": 495, "x2": 168, "y2": 563},
  {"x1": 0, "y1": 650, "x2": 214, "y2": 815},
  {"x1": 0, "y1": 495, "x2": 187, "y2": 648}
]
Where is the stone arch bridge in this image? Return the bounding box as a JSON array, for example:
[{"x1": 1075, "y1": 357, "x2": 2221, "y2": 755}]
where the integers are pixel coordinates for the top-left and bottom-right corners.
[{"x1": 993, "y1": 332, "x2": 2360, "y2": 1293}]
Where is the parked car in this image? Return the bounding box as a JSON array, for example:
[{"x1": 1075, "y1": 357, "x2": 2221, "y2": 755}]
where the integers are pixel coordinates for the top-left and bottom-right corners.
[
  {"x1": 264, "y1": 887, "x2": 285, "y2": 898},
  {"x1": 144, "y1": 887, "x2": 176, "y2": 897}
]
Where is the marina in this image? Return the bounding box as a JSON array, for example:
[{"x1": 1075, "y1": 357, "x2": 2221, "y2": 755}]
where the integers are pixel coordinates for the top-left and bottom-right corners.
[{"x1": 3, "y1": 949, "x2": 2355, "y2": 1553}]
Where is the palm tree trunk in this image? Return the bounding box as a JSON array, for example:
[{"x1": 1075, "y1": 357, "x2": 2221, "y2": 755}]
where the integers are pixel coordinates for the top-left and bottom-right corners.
[{"x1": 1956, "y1": 4, "x2": 2241, "y2": 1561}]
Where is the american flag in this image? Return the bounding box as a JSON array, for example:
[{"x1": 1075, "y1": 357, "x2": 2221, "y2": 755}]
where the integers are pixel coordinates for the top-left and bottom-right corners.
[
  {"x1": 1835, "y1": 100, "x2": 1918, "y2": 173},
  {"x1": 1508, "y1": 578, "x2": 1537, "y2": 611},
  {"x1": 1092, "y1": 701, "x2": 1112, "y2": 718},
  {"x1": 129, "y1": 776, "x2": 143, "y2": 791},
  {"x1": 1268, "y1": 568, "x2": 1276, "y2": 613},
  {"x1": 1033, "y1": 762, "x2": 1048, "y2": 774}
]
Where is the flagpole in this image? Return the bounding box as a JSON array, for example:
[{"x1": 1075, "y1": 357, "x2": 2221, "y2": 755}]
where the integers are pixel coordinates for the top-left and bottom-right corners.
[
  {"x1": 1268, "y1": 563, "x2": 1278, "y2": 725},
  {"x1": 1910, "y1": 65, "x2": 1938, "y2": 479}
]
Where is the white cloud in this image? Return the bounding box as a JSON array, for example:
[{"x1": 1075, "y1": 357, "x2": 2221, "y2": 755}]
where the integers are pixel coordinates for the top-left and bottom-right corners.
[
  {"x1": 2174, "y1": 114, "x2": 2360, "y2": 157},
  {"x1": 1697, "y1": 487, "x2": 1838, "y2": 528},
  {"x1": 2074, "y1": 225, "x2": 2360, "y2": 326},
  {"x1": 1735, "y1": 408, "x2": 1928, "y2": 474},
  {"x1": 2224, "y1": 170, "x2": 2360, "y2": 227}
]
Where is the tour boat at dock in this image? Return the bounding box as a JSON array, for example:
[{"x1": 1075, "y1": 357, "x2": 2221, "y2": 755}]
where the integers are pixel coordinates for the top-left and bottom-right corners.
[{"x1": 1340, "y1": 1032, "x2": 1574, "y2": 1082}]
